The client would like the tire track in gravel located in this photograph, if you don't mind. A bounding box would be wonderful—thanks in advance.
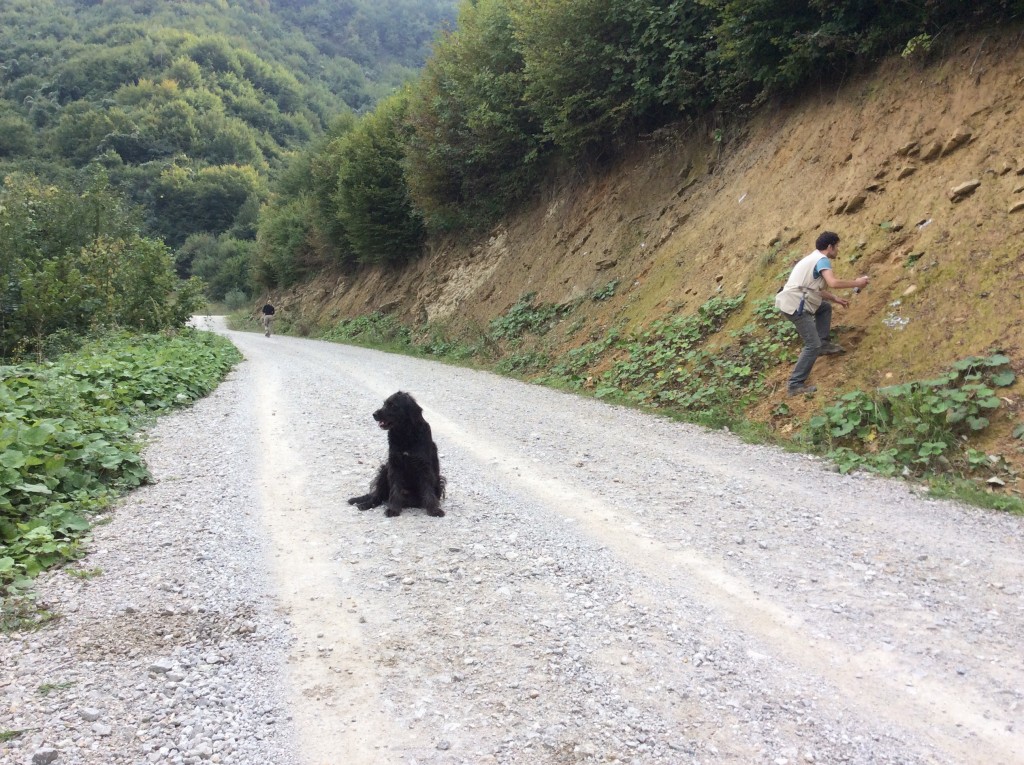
[248,345,407,764]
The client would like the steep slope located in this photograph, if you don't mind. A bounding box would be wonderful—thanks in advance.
[276,31,1024,483]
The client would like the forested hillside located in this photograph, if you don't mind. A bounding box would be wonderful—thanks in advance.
[0,0,457,300]
[251,0,1024,287]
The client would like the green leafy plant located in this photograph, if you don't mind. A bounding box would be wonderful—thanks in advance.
[600,294,747,410]
[591,280,619,301]
[496,350,551,376]
[539,294,798,416]
[901,33,934,60]
[38,681,76,696]
[805,354,1016,476]
[320,313,412,350]
[541,329,621,390]
[489,293,576,342]
[1,330,241,596]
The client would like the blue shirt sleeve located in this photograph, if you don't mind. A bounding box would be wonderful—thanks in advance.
[813,256,832,280]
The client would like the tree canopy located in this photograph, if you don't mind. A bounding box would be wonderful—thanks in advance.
[0,0,458,301]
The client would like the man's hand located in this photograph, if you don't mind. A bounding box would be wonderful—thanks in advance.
[822,290,849,307]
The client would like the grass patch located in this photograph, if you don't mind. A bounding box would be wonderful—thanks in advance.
[67,567,103,580]
[927,476,1024,514]
[0,597,60,632]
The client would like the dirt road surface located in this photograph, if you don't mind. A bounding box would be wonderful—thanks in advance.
[3,317,1022,765]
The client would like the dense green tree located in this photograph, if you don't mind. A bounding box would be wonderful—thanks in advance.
[275,0,458,70]
[253,195,321,289]
[187,234,257,300]
[165,56,204,89]
[0,173,138,271]
[405,0,543,232]
[0,174,202,358]
[49,102,135,166]
[174,232,218,280]
[196,112,266,167]
[700,0,1024,105]
[77,235,204,331]
[228,194,263,240]
[511,0,713,156]
[55,41,153,102]
[245,139,342,293]
[336,92,425,265]
[0,107,33,157]
[0,0,457,292]
[278,113,359,266]
[149,164,267,248]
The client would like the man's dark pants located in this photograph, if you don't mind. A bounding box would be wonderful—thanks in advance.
[782,301,832,390]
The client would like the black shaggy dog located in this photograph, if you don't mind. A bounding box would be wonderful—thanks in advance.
[347,391,446,517]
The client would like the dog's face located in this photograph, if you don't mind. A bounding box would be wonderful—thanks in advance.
[372,391,421,430]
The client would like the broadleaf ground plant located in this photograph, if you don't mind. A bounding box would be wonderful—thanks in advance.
[0,331,241,600]
[805,354,1017,481]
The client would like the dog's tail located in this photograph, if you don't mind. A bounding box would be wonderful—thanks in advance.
[438,475,447,499]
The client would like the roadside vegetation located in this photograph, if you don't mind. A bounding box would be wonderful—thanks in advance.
[273,297,1021,514]
[0,148,242,613]
[0,331,242,609]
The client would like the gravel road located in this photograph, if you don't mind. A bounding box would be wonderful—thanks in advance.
[2,316,1022,765]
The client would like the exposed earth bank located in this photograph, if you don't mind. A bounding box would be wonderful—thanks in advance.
[2,319,1022,765]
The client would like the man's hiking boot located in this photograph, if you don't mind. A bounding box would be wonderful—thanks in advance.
[820,342,845,355]
[787,384,817,397]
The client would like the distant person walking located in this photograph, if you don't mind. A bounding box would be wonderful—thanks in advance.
[260,302,276,337]
[775,232,869,396]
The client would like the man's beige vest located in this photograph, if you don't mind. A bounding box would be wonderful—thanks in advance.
[775,251,828,315]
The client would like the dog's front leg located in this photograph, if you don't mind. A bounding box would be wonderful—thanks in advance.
[383,492,404,517]
[418,477,444,517]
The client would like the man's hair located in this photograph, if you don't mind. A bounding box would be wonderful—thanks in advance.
[815,231,840,251]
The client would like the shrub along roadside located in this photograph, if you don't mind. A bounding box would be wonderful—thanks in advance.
[307,299,1022,513]
[0,330,242,600]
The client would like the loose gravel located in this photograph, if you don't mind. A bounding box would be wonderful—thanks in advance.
[2,317,1022,765]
